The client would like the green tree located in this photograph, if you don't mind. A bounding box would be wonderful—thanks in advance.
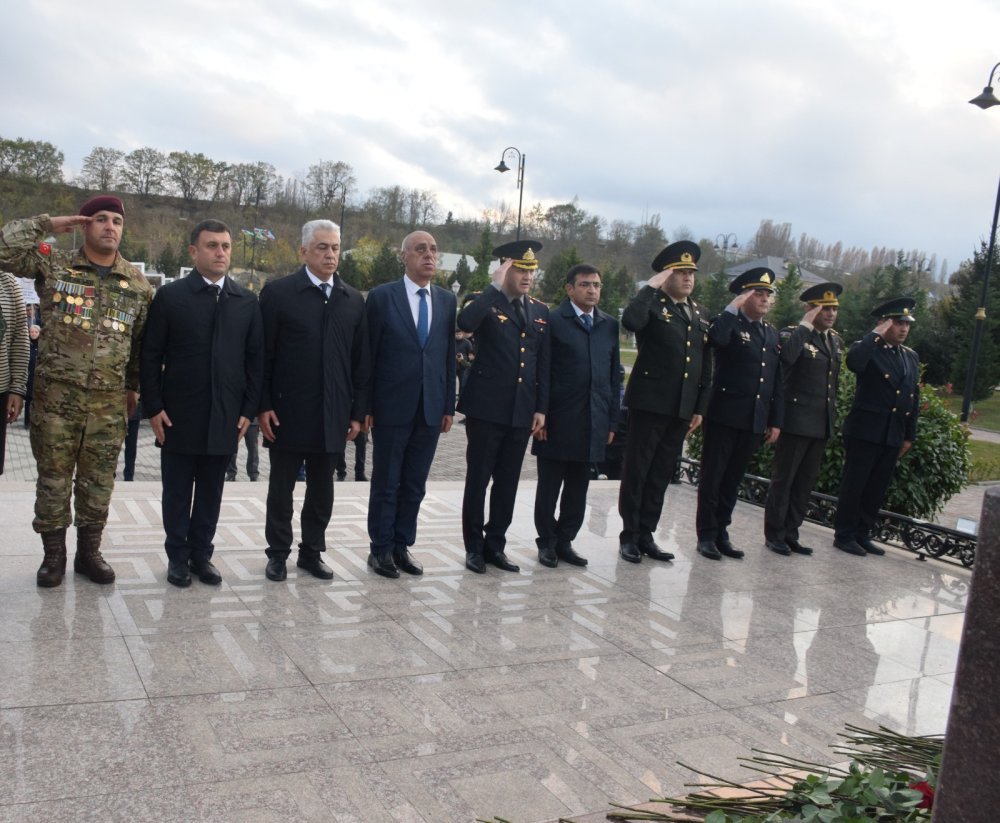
[79,146,124,190]
[156,245,179,277]
[949,242,1000,400]
[698,268,731,317]
[454,254,473,290]
[120,147,167,196]
[770,262,804,329]
[369,242,404,287]
[337,252,366,290]
[166,151,217,203]
[538,247,583,303]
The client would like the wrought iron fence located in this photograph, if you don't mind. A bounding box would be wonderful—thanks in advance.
[676,457,976,568]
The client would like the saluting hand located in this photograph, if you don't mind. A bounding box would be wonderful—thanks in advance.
[646,268,672,291]
[48,215,93,234]
[873,319,893,338]
[802,305,822,326]
[491,259,513,290]
[727,290,753,312]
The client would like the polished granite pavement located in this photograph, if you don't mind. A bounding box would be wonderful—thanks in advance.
[0,478,967,822]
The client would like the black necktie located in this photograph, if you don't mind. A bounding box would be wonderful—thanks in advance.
[513,297,526,326]
[211,284,222,301]
[678,302,689,323]
[320,282,331,300]
[581,313,592,332]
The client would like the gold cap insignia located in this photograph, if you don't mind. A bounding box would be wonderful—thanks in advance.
[681,252,693,264]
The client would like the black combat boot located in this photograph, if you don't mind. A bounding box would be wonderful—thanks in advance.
[37,529,68,588]
[74,524,116,584]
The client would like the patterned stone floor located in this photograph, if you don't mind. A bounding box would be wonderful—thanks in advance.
[0,471,967,822]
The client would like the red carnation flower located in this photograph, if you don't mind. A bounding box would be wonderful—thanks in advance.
[910,780,934,809]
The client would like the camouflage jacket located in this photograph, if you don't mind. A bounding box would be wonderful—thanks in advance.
[0,215,152,392]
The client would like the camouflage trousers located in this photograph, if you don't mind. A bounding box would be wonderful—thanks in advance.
[29,379,127,532]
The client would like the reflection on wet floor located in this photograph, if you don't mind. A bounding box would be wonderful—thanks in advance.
[0,480,964,822]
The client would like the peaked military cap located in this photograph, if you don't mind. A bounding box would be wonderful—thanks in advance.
[493,239,543,271]
[871,296,916,322]
[800,282,842,306]
[650,240,700,273]
[79,195,125,218]
[729,267,777,294]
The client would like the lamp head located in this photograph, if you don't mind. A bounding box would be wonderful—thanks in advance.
[494,159,510,173]
[970,87,1000,109]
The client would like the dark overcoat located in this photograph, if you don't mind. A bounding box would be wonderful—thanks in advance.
[706,309,784,433]
[778,324,842,440]
[622,285,711,419]
[258,268,370,453]
[531,298,621,462]
[457,287,550,427]
[140,270,263,455]
[842,331,919,447]
[366,279,456,425]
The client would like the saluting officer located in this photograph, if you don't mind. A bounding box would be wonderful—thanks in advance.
[0,196,153,588]
[618,240,711,563]
[696,267,783,560]
[458,240,550,574]
[764,283,842,556]
[833,297,919,557]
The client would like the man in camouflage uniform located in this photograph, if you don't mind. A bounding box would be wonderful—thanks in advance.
[0,195,153,587]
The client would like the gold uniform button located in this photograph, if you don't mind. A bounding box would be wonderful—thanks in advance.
[683,372,688,378]
[686,356,691,363]
[520,332,526,338]
[891,407,897,412]
[896,389,900,395]
[686,341,691,347]
[761,361,766,367]
[759,377,765,383]
[520,347,525,353]
[884,373,890,379]
[520,362,525,368]
[756,394,761,399]
[517,377,523,383]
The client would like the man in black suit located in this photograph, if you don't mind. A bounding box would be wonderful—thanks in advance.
[259,219,370,582]
[764,283,843,557]
[833,297,919,557]
[364,230,456,578]
[618,241,711,563]
[458,240,550,574]
[141,219,263,587]
[533,263,620,567]
[696,268,783,560]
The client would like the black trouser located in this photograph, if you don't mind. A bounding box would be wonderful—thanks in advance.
[160,451,230,563]
[336,431,367,478]
[123,415,141,480]
[462,417,530,558]
[227,421,260,479]
[764,432,826,543]
[535,457,592,547]
[265,448,338,560]
[696,420,761,542]
[834,437,900,542]
[618,409,689,543]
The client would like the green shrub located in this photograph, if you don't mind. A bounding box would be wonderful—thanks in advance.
[687,363,971,520]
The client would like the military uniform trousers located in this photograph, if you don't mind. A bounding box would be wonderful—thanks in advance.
[764,433,827,543]
[534,457,592,548]
[618,409,689,543]
[462,416,531,558]
[29,378,126,532]
[160,451,230,564]
[265,449,339,561]
[695,419,761,542]
[833,437,900,543]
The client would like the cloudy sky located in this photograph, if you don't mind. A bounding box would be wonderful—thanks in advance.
[5,0,1000,275]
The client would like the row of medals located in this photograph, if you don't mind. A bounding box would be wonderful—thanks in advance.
[52,279,134,332]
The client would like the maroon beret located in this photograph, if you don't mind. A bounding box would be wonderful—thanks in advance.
[78,195,125,218]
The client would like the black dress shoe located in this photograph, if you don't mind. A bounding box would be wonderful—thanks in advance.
[167,559,192,587]
[355,473,369,482]
[716,538,745,559]
[393,549,423,576]
[296,555,334,580]
[466,552,486,574]
[367,553,399,579]
[619,541,641,563]
[489,552,520,572]
[856,536,885,556]
[556,543,588,567]
[697,540,722,560]
[336,472,347,481]
[786,537,814,555]
[766,539,791,556]
[538,542,559,568]
[189,558,222,585]
[265,557,287,581]
[834,538,867,557]
[638,539,675,561]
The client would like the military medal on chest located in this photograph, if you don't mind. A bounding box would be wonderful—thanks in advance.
[52,279,96,329]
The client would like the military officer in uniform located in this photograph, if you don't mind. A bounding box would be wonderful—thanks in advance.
[696,267,783,560]
[0,196,153,586]
[833,297,919,557]
[764,283,843,556]
[618,241,711,563]
[458,240,550,573]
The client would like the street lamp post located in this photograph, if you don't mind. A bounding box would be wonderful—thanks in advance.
[328,181,348,246]
[961,62,1000,423]
[494,147,525,240]
[714,233,738,270]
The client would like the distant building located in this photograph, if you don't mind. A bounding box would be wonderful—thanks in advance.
[724,256,828,286]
